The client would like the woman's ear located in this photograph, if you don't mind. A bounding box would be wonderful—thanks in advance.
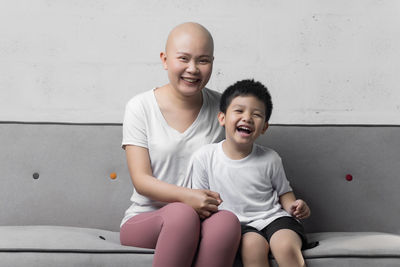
[160,52,168,70]
[217,112,226,127]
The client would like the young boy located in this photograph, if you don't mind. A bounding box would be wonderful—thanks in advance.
[188,79,312,267]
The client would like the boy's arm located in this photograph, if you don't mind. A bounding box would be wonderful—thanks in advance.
[279,191,311,220]
[186,152,222,219]
[188,153,210,190]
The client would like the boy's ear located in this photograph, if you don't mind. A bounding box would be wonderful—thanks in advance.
[160,52,168,70]
[261,122,269,134]
[217,112,226,127]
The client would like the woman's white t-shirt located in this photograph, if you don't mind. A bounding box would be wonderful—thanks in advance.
[121,88,224,226]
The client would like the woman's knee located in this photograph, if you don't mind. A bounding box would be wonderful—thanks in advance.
[212,210,241,234]
[161,202,200,232]
[202,210,241,244]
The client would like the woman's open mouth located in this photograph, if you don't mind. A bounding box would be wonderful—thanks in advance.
[182,77,200,84]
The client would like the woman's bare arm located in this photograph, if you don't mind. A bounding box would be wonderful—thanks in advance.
[125,145,221,218]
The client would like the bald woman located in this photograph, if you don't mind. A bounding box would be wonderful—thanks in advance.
[120,22,241,267]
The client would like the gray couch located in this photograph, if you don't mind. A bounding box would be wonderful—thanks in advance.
[1,122,400,267]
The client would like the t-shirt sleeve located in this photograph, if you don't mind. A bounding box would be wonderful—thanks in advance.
[122,96,148,149]
[187,152,210,190]
[270,154,292,196]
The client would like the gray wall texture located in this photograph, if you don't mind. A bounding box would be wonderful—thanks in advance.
[1,0,400,124]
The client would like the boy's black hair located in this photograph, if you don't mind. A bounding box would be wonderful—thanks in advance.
[220,79,273,122]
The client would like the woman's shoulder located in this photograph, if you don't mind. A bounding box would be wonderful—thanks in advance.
[203,87,221,101]
[202,88,222,114]
[125,89,155,110]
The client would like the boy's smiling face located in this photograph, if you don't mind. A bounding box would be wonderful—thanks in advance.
[218,95,269,151]
[161,23,214,97]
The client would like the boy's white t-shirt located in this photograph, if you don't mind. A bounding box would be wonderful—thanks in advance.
[189,141,293,231]
[121,88,224,226]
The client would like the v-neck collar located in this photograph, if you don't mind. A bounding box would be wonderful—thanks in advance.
[151,88,208,137]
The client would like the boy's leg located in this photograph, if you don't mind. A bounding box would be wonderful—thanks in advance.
[193,210,241,267]
[269,229,305,267]
[241,232,270,267]
[120,202,200,267]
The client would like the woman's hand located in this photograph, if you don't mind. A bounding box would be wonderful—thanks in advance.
[184,189,222,219]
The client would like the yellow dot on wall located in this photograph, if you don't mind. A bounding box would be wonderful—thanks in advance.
[110,172,117,180]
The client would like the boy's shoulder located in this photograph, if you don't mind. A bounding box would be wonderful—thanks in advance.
[193,142,220,157]
[253,143,282,161]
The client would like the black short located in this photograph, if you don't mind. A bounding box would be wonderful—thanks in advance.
[241,216,317,250]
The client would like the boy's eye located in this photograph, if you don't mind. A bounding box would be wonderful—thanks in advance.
[234,109,243,113]
[179,57,189,62]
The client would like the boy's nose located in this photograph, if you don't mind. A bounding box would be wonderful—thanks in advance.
[242,113,252,122]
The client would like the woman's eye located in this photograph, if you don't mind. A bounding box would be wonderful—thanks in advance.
[199,59,210,64]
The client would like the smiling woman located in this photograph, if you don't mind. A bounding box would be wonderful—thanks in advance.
[119,22,241,267]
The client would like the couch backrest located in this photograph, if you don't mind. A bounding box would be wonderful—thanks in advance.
[1,122,399,234]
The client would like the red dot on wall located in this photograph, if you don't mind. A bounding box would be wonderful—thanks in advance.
[346,174,353,181]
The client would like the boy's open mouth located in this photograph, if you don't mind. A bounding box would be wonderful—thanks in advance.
[237,126,253,134]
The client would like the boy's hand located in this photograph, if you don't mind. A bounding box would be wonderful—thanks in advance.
[290,199,310,219]
[186,189,222,219]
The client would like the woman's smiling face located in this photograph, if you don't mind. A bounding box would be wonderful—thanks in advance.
[161,24,214,97]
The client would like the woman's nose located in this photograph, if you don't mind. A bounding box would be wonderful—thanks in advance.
[186,61,198,73]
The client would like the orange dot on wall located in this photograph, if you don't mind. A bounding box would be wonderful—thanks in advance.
[110,172,117,180]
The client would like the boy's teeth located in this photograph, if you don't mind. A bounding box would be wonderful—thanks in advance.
[237,126,252,133]
[239,126,250,130]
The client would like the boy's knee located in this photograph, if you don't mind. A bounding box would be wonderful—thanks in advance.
[270,229,302,255]
[241,232,269,254]
[241,233,269,265]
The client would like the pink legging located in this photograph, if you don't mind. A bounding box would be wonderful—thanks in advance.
[120,202,241,267]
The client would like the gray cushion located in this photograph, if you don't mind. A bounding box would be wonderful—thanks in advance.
[0,225,151,253]
[0,226,154,267]
[304,232,400,258]
[235,232,400,267]
[2,227,399,260]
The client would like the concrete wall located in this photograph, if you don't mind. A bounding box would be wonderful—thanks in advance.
[1,0,399,124]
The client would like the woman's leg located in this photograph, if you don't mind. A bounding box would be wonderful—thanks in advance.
[120,202,201,267]
[194,210,241,267]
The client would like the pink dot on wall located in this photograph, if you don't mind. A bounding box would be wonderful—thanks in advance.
[346,174,353,181]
